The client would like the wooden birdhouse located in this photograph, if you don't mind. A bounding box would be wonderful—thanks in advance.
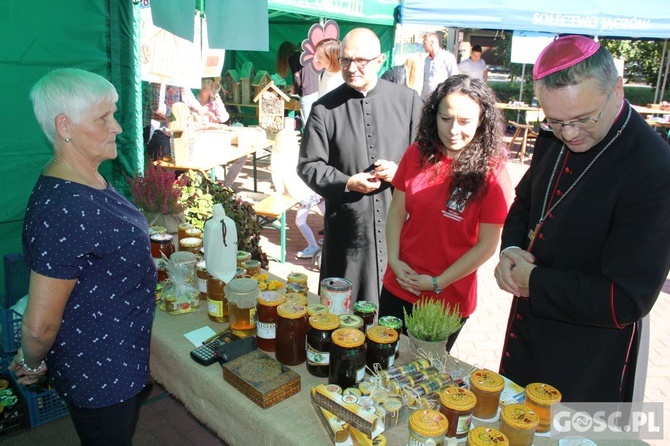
[222,70,241,103]
[253,81,290,137]
[239,62,255,104]
[252,70,272,98]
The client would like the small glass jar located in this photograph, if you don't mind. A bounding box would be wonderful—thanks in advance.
[306,312,341,377]
[149,225,166,236]
[338,314,364,331]
[150,234,175,283]
[287,272,309,293]
[179,236,203,256]
[241,259,261,277]
[225,278,259,337]
[499,403,539,446]
[286,282,308,296]
[439,386,476,439]
[378,316,403,359]
[408,409,449,446]
[207,277,228,323]
[524,382,561,433]
[307,303,329,317]
[470,369,505,420]
[286,292,308,306]
[275,301,308,365]
[236,250,251,267]
[467,426,509,446]
[365,326,398,371]
[329,328,366,389]
[177,222,193,242]
[184,227,203,239]
[256,290,286,352]
[354,301,377,334]
[196,260,210,300]
[235,267,247,278]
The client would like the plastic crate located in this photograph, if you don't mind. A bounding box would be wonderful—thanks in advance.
[0,308,21,355]
[3,254,29,309]
[19,381,69,428]
[0,371,30,439]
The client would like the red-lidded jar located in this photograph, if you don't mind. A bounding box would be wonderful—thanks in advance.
[329,328,366,389]
[256,291,286,352]
[365,326,398,371]
[353,301,377,334]
[439,386,476,439]
[306,312,341,377]
[150,234,175,283]
[275,301,308,365]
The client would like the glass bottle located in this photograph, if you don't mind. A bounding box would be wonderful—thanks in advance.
[328,328,366,389]
[306,312,341,377]
[275,301,308,365]
[150,233,175,283]
[207,277,228,323]
[256,290,286,352]
[196,260,209,300]
[225,278,259,337]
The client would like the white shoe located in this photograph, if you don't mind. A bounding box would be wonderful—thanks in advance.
[296,245,320,259]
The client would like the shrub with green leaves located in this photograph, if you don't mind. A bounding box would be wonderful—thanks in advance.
[404,297,464,342]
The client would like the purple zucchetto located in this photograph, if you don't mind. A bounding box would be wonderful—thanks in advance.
[533,35,601,80]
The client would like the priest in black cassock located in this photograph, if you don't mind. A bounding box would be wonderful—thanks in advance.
[494,35,670,402]
[298,28,422,306]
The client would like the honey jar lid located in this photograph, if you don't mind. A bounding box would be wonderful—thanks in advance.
[331,328,365,348]
[408,409,449,438]
[500,403,539,430]
[470,369,505,393]
[338,314,364,329]
[371,434,387,446]
[383,398,403,412]
[307,303,329,316]
[179,237,202,247]
[438,386,477,411]
[286,292,308,306]
[277,301,307,319]
[309,312,340,330]
[241,259,261,267]
[287,272,308,282]
[151,233,173,242]
[467,426,509,446]
[257,290,286,307]
[149,226,167,235]
[378,316,403,330]
[525,382,562,406]
[185,227,202,236]
[366,326,399,344]
[354,301,377,314]
[178,222,193,230]
[236,250,251,260]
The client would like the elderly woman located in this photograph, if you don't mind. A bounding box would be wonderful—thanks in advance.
[379,75,513,352]
[10,68,156,445]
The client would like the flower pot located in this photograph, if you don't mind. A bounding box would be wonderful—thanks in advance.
[407,331,467,380]
[144,212,185,235]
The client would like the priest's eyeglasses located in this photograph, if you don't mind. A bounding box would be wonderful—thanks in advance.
[540,89,613,133]
[338,55,380,69]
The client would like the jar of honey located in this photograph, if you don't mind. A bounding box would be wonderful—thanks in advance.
[179,237,202,256]
[306,312,341,377]
[241,259,261,277]
[149,225,166,236]
[307,303,329,317]
[287,272,308,293]
[225,278,259,337]
[196,260,209,300]
[207,277,228,323]
[408,409,449,446]
[256,290,286,352]
[236,251,251,267]
[338,314,364,331]
[150,234,175,283]
[177,222,193,242]
[499,403,539,446]
[184,227,203,239]
[467,426,509,446]
[378,316,403,359]
[329,328,366,389]
[470,369,505,419]
[365,326,398,371]
[275,301,308,365]
[524,382,561,433]
[235,267,247,278]
[285,282,308,296]
[286,292,308,306]
[353,301,377,334]
[439,386,476,439]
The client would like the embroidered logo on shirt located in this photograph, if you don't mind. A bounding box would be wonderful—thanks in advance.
[442,188,470,222]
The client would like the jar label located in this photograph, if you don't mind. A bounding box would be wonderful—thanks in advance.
[456,413,472,434]
[256,321,276,340]
[306,344,330,365]
[197,277,207,293]
[208,299,223,317]
[355,367,365,383]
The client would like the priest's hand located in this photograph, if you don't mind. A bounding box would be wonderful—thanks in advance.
[372,159,398,183]
[346,172,383,194]
[495,247,536,297]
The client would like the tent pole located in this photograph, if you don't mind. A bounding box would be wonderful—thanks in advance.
[654,40,668,104]
[518,63,526,122]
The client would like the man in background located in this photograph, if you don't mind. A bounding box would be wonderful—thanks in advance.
[458,45,488,82]
[421,32,458,101]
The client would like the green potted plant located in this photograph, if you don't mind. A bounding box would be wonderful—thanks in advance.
[126,165,185,233]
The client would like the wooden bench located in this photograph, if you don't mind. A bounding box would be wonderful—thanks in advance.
[252,194,299,263]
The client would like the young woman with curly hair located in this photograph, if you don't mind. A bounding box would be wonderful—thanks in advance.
[379,74,513,352]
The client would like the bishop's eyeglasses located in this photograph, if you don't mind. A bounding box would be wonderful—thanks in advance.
[540,89,613,133]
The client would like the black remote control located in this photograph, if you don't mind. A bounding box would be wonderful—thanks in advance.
[190,331,240,366]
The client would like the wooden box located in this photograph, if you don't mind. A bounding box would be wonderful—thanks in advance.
[222,349,301,409]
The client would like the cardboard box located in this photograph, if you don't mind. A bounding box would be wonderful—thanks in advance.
[222,350,300,409]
